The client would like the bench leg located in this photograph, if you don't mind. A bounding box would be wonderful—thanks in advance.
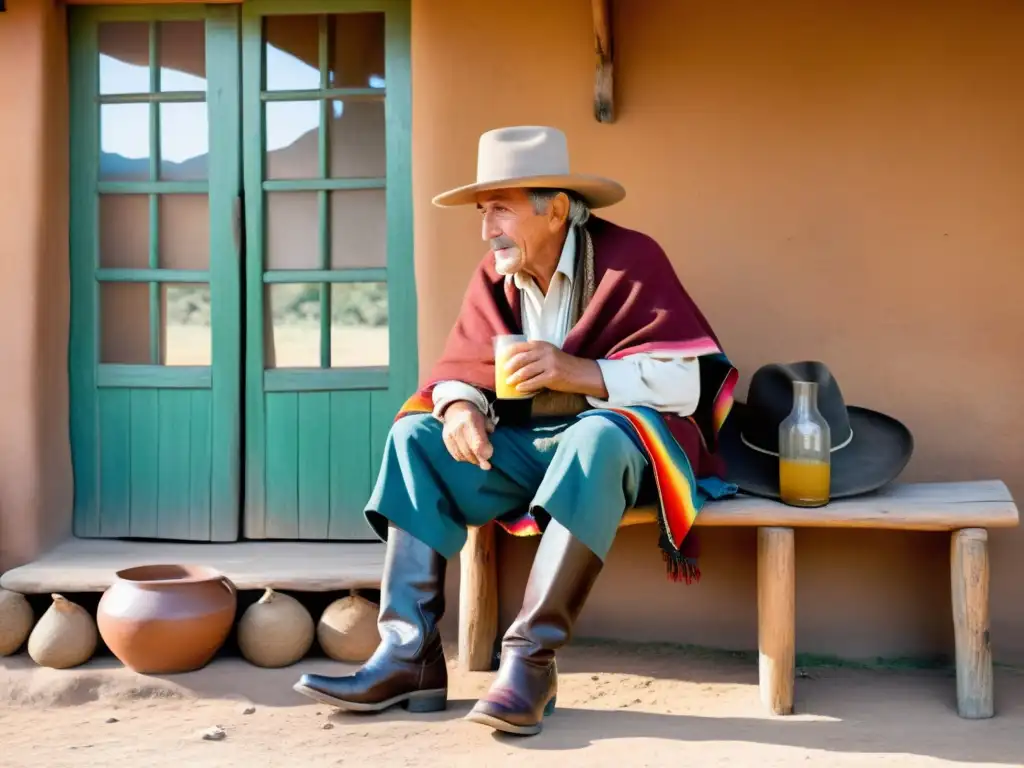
[951,528,993,718]
[758,526,795,715]
[459,523,498,672]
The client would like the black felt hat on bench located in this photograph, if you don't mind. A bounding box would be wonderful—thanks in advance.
[718,361,914,499]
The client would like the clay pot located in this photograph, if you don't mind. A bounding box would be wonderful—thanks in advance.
[28,594,97,669]
[97,564,237,674]
[318,592,381,663]
[237,588,314,668]
[0,588,34,656]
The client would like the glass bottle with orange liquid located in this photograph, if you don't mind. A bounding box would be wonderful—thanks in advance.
[778,380,831,507]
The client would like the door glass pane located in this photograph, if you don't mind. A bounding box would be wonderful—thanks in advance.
[331,283,388,368]
[328,13,385,89]
[330,189,386,268]
[100,104,150,181]
[266,192,318,269]
[329,100,385,178]
[266,284,321,368]
[265,101,319,180]
[99,22,149,95]
[160,195,209,270]
[162,283,211,366]
[100,195,149,269]
[265,15,319,91]
[101,283,151,364]
[159,21,207,92]
[160,103,208,180]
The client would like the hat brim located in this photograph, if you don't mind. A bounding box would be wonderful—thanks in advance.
[431,173,626,209]
[718,403,914,500]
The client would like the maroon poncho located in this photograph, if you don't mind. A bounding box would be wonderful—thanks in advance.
[398,216,737,580]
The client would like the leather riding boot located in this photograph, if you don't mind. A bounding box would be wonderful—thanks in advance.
[466,520,602,735]
[293,525,448,713]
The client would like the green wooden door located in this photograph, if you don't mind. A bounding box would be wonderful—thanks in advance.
[69,1,413,542]
[69,5,242,540]
[240,0,416,540]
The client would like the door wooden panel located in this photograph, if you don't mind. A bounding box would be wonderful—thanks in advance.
[69,4,242,541]
[241,0,415,541]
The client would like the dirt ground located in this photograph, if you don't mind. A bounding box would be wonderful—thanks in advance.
[1,641,1022,768]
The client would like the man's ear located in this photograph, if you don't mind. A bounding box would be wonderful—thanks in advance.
[547,192,570,232]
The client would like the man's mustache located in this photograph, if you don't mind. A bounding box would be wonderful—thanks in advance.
[490,237,517,251]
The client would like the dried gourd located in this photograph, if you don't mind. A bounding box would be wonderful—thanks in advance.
[27,594,97,669]
[237,588,314,668]
[317,592,381,663]
[0,588,34,656]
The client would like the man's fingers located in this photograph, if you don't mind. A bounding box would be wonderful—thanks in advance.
[507,362,548,391]
[444,426,470,464]
[453,428,478,465]
[467,426,493,470]
[502,348,542,375]
[502,341,536,361]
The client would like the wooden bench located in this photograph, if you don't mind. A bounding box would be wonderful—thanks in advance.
[457,479,1019,719]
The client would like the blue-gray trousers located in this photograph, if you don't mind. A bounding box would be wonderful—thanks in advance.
[364,414,649,561]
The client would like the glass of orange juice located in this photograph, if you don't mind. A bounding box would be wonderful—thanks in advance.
[493,334,529,400]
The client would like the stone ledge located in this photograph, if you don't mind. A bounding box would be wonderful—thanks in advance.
[0,538,386,594]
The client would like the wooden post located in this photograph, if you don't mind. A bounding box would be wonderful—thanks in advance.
[591,0,614,122]
[950,528,993,718]
[459,523,498,671]
[757,526,796,715]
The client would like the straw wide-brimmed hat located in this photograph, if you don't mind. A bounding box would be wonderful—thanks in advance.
[432,126,625,209]
[719,361,914,500]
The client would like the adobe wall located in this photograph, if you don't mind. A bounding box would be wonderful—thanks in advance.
[0,0,73,573]
[416,0,1024,662]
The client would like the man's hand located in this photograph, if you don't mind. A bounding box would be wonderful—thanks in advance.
[503,340,608,399]
[442,401,494,470]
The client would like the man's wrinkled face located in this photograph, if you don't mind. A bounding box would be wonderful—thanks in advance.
[476,189,555,276]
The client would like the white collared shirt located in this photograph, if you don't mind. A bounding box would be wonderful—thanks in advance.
[432,229,702,420]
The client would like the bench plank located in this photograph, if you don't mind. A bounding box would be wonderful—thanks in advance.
[619,480,1018,531]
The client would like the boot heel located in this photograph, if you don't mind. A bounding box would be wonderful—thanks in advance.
[404,690,448,713]
[543,696,557,716]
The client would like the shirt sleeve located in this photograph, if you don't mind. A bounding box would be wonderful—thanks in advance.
[585,354,702,416]
[431,380,491,420]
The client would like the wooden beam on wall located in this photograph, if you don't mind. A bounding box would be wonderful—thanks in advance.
[64,1,242,5]
[591,0,614,123]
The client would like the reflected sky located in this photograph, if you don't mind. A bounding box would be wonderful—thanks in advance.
[99,45,384,166]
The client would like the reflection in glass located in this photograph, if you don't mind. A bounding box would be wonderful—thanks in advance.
[101,283,150,364]
[331,282,388,368]
[266,193,318,269]
[267,284,321,368]
[328,13,385,89]
[329,100,385,178]
[100,195,149,269]
[100,104,150,181]
[160,103,208,180]
[162,283,211,366]
[330,189,386,269]
[99,22,149,95]
[159,21,207,92]
[160,196,209,270]
[264,16,319,91]
[265,101,319,179]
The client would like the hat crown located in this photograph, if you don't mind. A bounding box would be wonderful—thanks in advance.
[742,361,853,454]
[476,126,571,185]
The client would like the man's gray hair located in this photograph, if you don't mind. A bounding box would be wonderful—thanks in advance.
[527,188,591,228]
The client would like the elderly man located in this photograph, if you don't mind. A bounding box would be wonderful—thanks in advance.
[295,126,736,736]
